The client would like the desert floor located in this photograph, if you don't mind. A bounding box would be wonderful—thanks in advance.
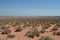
[0,17,60,40]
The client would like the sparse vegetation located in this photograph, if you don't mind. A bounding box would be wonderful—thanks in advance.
[51,26,58,32]
[40,29,46,33]
[0,17,60,40]
[56,32,60,36]
[25,31,34,38]
[53,31,60,36]
[25,28,40,38]
[32,28,40,37]
[15,26,23,32]
[38,36,52,40]
[7,34,15,38]
[1,28,11,34]
[56,22,60,28]
[0,26,8,29]
[41,23,51,30]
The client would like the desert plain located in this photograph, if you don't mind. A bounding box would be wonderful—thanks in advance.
[0,16,60,40]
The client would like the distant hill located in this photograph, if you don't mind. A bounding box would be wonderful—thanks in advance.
[0,16,60,20]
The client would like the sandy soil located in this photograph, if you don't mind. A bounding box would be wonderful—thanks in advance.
[0,24,60,40]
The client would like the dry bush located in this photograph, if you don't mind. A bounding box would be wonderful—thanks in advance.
[53,31,60,36]
[23,24,30,28]
[25,31,34,38]
[56,22,60,28]
[32,28,40,37]
[38,36,52,40]
[32,24,37,28]
[1,28,11,35]
[12,24,17,27]
[51,26,58,32]
[7,34,15,38]
[41,22,51,30]
[56,32,60,36]
[15,26,23,32]
[0,26,8,29]
[25,28,40,38]
[50,21,57,24]
[40,29,46,34]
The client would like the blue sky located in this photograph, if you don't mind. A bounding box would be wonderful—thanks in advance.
[0,0,60,16]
